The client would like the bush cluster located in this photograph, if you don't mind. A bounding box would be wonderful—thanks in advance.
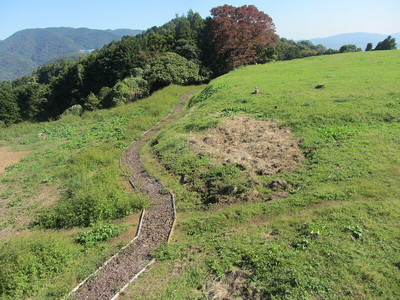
[0,234,78,298]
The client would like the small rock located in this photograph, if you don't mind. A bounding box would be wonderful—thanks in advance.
[268,178,289,190]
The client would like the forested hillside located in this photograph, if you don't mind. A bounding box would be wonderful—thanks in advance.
[0,27,142,81]
[0,6,338,128]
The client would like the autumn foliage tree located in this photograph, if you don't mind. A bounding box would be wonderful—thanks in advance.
[210,5,278,71]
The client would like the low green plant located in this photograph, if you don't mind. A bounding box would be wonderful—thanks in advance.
[74,223,126,246]
[153,243,188,261]
[344,225,366,239]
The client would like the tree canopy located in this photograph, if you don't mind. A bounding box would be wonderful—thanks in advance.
[365,43,373,51]
[339,44,361,53]
[0,81,21,126]
[374,36,397,50]
[210,5,278,71]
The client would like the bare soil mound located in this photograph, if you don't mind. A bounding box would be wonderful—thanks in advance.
[189,115,303,176]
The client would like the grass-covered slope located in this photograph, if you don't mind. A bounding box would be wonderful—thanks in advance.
[123,51,400,299]
[0,85,195,299]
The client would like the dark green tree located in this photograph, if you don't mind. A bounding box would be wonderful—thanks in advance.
[15,81,49,121]
[339,44,361,53]
[36,59,74,84]
[174,39,200,61]
[374,36,397,50]
[145,32,168,52]
[175,17,193,41]
[0,81,21,126]
[365,43,373,51]
[187,10,205,41]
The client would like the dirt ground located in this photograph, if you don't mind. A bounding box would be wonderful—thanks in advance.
[0,146,30,173]
[189,115,304,177]
[0,184,62,240]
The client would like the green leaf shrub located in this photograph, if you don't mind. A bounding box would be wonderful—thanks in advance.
[0,233,78,299]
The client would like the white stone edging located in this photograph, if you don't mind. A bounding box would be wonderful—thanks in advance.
[64,208,146,299]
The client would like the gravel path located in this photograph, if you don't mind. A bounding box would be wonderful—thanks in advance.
[70,93,191,300]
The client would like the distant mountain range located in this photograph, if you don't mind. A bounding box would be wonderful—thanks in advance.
[0,27,143,81]
[309,32,400,50]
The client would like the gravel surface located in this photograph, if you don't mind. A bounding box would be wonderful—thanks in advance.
[71,94,190,300]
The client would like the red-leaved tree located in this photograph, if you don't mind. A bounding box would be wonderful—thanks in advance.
[211,5,278,70]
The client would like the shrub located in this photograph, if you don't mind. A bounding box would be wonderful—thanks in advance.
[85,92,101,111]
[101,76,150,108]
[0,233,77,299]
[36,149,146,228]
[144,52,203,90]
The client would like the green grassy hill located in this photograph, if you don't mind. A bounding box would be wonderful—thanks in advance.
[122,50,400,299]
[0,51,399,299]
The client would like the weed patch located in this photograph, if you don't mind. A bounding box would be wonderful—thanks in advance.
[74,222,127,247]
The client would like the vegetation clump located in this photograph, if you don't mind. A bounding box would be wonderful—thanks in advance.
[74,223,125,247]
[0,233,78,299]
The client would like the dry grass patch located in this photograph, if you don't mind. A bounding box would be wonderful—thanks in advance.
[0,184,62,239]
[189,115,304,176]
[0,146,31,173]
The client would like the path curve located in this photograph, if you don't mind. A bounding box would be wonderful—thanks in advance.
[69,92,192,299]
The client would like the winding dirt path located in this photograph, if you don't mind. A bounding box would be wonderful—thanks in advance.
[70,92,192,300]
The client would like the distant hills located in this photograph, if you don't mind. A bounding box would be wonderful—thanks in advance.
[0,27,143,81]
[309,32,400,50]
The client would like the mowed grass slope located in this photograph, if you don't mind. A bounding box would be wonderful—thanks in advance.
[122,51,400,299]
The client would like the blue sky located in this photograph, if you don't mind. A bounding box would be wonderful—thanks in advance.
[1,0,399,40]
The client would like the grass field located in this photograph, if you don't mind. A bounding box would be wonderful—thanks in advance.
[121,50,400,299]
